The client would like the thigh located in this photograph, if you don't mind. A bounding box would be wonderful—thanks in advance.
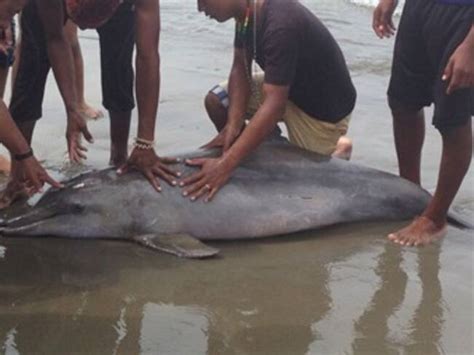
[9,1,50,122]
[387,1,435,111]
[97,2,135,112]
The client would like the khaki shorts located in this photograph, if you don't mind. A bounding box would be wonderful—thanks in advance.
[211,73,351,156]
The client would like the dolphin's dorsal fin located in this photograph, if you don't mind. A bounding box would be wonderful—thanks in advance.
[133,233,219,259]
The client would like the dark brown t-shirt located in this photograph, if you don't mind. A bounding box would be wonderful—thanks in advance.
[235,0,356,123]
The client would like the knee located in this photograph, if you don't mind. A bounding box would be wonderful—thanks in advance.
[388,95,422,118]
[204,92,225,117]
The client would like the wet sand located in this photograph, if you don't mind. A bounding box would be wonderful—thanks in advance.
[1,0,473,354]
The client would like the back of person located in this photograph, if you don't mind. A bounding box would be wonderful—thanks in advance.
[255,0,357,123]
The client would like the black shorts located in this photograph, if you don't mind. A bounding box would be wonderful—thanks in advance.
[387,0,474,130]
[9,1,135,123]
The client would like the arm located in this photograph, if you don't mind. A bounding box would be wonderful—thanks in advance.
[443,24,474,94]
[134,0,161,142]
[0,100,61,191]
[224,84,288,168]
[117,0,180,191]
[182,84,288,201]
[226,48,252,132]
[372,0,399,38]
[36,0,93,162]
[202,46,252,151]
[0,101,31,156]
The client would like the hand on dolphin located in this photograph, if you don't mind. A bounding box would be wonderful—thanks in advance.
[16,156,63,194]
[201,124,243,152]
[180,157,234,202]
[117,148,181,192]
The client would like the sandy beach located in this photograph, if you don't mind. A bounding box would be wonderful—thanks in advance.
[0,0,473,354]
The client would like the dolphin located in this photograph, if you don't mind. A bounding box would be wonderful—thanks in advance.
[0,138,471,258]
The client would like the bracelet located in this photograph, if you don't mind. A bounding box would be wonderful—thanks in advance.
[135,137,155,146]
[133,142,155,150]
[14,149,34,161]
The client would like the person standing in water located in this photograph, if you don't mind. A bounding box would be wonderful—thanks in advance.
[373,0,474,246]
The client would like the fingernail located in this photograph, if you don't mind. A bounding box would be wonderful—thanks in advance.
[158,187,162,192]
[172,181,177,186]
[177,172,182,177]
[183,191,188,196]
[191,197,196,201]
[442,75,447,81]
[179,182,185,187]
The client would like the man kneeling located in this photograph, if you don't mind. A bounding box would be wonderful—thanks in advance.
[181,0,357,201]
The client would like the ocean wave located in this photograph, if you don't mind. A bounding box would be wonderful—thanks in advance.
[348,0,405,12]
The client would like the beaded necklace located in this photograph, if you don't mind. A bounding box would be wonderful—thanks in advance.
[235,0,261,105]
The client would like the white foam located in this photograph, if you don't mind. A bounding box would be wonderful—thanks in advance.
[349,0,405,10]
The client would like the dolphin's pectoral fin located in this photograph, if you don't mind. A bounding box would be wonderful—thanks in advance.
[133,233,219,259]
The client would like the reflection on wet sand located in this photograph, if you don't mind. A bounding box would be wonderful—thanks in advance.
[350,244,443,355]
[0,0,472,352]
[0,231,342,354]
[0,224,461,354]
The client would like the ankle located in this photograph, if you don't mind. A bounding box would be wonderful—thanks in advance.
[419,214,447,229]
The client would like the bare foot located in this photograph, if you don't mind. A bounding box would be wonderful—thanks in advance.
[388,216,447,247]
[0,155,10,175]
[79,103,104,121]
[332,136,353,161]
[0,181,29,210]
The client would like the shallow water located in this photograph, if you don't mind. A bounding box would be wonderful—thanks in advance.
[1,0,473,354]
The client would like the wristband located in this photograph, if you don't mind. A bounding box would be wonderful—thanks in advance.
[14,149,34,161]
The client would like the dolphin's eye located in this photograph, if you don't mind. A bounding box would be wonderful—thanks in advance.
[70,203,85,213]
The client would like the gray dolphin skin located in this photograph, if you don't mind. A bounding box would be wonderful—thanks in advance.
[0,138,471,258]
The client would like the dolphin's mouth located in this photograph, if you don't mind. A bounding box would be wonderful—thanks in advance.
[4,200,85,228]
[1,207,58,231]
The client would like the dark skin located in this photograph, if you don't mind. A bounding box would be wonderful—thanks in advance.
[374,0,474,246]
[116,0,180,191]
[201,47,250,152]
[0,101,62,195]
[34,0,179,191]
[0,0,62,206]
[38,0,93,163]
[182,0,288,202]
